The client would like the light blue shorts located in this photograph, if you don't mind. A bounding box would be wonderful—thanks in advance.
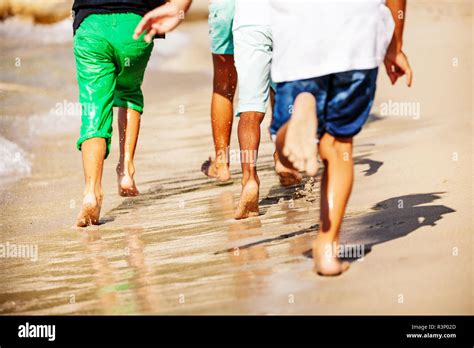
[208,0,235,55]
[233,25,275,115]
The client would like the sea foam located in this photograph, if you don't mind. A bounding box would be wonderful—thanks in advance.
[0,136,32,178]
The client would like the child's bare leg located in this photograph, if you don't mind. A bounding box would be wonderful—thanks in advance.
[275,92,318,176]
[234,111,264,219]
[116,107,140,197]
[268,88,301,185]
[77,138,105,227]
[313,133,352,276]
[201,54,237,182]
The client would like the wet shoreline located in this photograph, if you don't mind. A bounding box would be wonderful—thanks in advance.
[1,4,473,315]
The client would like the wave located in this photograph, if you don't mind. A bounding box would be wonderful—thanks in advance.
[0,136,32,180]
[0,110,80,183]
[0,16,190,55]
[0,17,73,44]
[0,0,71,24]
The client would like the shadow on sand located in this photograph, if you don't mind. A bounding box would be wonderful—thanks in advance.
[101,147,384,225]
[337,192,455,261]
[218,192,455,262]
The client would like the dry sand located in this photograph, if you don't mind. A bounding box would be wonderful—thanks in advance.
[0,1,472,314]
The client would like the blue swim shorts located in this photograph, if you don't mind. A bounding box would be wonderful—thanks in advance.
[271,68,379,138]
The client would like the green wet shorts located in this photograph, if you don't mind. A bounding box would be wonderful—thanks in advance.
[74,13,153,158]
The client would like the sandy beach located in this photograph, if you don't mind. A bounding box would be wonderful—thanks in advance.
[0,1,472,314]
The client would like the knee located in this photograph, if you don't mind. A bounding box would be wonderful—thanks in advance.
[214,82,236,100]
[240,111,265,125]
[294,92,316,108]
[213,56,237,99]
[320,135,353,162]
[333,138,353,164]
[213,75,237,100]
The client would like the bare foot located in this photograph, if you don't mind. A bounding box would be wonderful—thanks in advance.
[76,193,102,227]
[312,240,350,276]
[117,173,139,197]
[201,157,231,182]
[274,152,302,186]
[283,92,318,176]
[116,164,139,197]
[234,179,260,220]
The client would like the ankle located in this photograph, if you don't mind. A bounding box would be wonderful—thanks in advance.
[82,191,98,205]
[242,172,259,186]
[314,236,339,252]
[84,186,102,198]
[116,163,124,175]
[117,162,135,177]
[215,161,229,170]
[126,162,135,177]
[95,189,103,201]
[215,150,229,168]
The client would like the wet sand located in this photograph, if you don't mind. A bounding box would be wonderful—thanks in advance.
[0,2,472,314]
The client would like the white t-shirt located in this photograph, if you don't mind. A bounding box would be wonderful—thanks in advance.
[233,0,271,29]
[270,0,395,82]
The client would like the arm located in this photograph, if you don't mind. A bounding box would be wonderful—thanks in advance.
[134,0,193,43]
[384,0,413,86]
[386,0,406,52]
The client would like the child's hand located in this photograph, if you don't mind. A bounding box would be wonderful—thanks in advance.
[134,2,183,43]
[384,48,413,87]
